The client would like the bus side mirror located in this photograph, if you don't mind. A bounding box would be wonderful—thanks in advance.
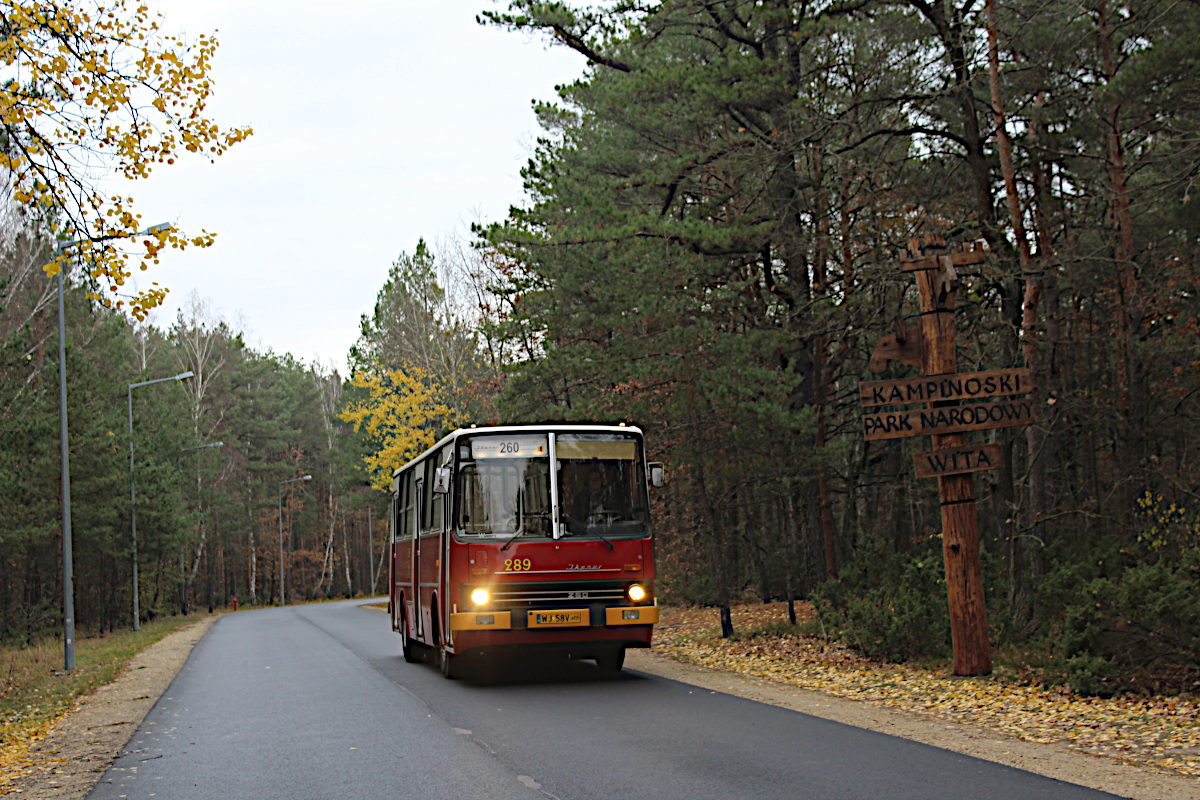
[433,467,451,494]
[649,463,665,488]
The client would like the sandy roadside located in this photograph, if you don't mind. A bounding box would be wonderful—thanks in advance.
[1,615,220,800]
[5,606,1196,800]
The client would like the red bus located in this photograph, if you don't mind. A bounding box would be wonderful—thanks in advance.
[387,424,662,678]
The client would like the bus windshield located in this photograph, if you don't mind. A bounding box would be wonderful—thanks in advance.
[556,433,648,539]
[457,434,552,538]
[455,431,649,541]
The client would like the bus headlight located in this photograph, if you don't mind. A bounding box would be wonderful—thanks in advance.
[470,588,490,606]
[626,584,647,603]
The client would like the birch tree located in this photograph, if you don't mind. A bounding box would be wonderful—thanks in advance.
[0,0,251,317]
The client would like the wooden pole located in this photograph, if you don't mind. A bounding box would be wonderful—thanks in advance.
[913,243,993,676]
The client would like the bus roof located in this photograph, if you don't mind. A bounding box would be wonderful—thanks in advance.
[391,423,645,478]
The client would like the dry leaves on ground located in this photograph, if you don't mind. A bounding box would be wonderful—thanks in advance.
[653,602,1200,778]
[0,714,69,793]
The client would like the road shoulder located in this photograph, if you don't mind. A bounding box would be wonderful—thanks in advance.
[625,648,1199,800]
[2,615,220,800]
[10,608,1196,800]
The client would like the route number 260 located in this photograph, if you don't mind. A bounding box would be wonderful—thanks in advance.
[504,558,532,572]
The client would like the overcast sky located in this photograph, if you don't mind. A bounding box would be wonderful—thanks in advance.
[118,0,583,370]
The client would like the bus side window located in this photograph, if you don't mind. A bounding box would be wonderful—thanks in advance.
[398,482,408,544]
[397,471,412,540]
[421,454,440,533]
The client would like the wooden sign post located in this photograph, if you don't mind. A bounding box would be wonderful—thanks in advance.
[916,243,992,677]
[860,237,1033,676]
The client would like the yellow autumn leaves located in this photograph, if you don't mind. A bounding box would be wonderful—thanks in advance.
[4,0,252,318]
[656,602,1200,778]
[339,366,462,491]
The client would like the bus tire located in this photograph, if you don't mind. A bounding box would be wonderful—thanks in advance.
[400,602,418,664]
[431,601,457,679]
[439,646,457,679]
[596,647,625,674]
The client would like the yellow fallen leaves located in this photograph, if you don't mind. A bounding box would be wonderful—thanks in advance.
[654,602,1200,778]
[0,717,63,793]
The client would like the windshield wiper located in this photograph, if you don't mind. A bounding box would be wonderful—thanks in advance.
[501,510,551,551]
[560,513,614,550]
[499,528,525,552]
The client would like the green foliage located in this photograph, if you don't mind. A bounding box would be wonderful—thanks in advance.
[473,0,1200,695]
[1032,543,1200,695]
[3,0,1198,701]
[0,243,388,636]
[813,537,952,662]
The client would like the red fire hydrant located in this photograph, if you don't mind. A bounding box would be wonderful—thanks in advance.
[232,596,238,612]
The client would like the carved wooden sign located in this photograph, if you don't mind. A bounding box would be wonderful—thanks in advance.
[860,369,1032,407]
[861,236,1004,677]
[913,443,1004,478]
[862,398,1036,441]
[868,325,922,373]
[899,242,987,272]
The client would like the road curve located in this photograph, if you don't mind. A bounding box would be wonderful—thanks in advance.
[87,600,1122,800]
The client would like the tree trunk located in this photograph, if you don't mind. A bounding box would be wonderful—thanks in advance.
[743,484,771,602]
[341,513,353,597]
[1096,0,1146,493]
[688,414,734,638]
[778,497,798,624]
[248,521,257,607]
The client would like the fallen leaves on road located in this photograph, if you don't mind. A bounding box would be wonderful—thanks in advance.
[653,602,1200,778]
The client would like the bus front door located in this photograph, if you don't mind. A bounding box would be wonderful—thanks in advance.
[413,478,424,640]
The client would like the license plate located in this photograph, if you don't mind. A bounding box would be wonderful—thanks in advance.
[528,609,587,628]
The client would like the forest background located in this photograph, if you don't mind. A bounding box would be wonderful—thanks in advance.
[3,0,1199,698]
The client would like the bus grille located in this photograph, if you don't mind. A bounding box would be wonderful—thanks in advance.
[472,581,628,608]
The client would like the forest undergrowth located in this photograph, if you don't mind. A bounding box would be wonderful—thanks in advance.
[652,602,1200,778]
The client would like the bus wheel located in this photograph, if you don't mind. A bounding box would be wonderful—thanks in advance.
[596,647,625,674]
[439,646,457,679]
[431,604,456,679]
[400,606,417,664]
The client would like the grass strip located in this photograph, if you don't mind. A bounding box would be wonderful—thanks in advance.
[0,615,203,756]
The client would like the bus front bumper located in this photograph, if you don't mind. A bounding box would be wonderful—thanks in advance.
[449,605,658,632]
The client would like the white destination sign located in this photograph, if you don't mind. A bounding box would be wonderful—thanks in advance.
[471,436,548,459]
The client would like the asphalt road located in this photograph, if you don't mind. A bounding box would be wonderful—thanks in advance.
[87,600,1123,800]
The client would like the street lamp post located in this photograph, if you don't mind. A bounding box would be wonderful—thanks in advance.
[55,263,75,670]
[278,475,312,607]
[179,442,224,614]
[127,370,194,631]
[54,222,170,651]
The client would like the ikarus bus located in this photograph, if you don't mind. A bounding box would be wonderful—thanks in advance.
[387,424,664,678]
